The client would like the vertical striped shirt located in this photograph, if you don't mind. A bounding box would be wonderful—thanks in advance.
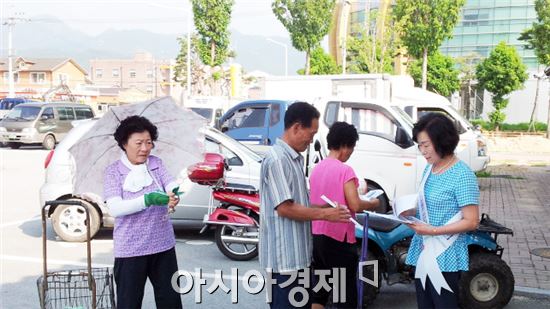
[259,139,312,273]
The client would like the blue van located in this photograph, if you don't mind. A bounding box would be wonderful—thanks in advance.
[217,100,294,146]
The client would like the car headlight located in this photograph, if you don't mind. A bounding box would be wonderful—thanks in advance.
[22,127,37,134]
[477,139,487,156]
[0,127,6,132]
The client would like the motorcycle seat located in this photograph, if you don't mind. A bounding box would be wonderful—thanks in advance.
[223,182,258,194]
[368,216,401,232]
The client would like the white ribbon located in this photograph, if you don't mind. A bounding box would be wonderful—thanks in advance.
[120,154,153,192]
[415,166,462,294]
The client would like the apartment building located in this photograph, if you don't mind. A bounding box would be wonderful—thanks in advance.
[89,52,176,99]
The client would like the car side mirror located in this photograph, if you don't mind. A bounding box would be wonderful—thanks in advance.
[41,115,49,121]
[395,127,413,148]
[314,140,321,152]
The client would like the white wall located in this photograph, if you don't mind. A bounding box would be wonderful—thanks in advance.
[481,72,550,124]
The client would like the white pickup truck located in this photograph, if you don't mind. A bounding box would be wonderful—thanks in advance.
[310,97,466,213]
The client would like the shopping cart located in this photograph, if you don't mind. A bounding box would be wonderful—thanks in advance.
[37,200,115,309]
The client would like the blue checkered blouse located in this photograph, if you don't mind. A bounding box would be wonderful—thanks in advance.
[405,160,480,272]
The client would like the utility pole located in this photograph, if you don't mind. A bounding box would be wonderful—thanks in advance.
[3,13,29,98]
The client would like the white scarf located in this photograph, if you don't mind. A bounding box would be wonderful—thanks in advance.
[415,165,462,295]
[121,154,153,192]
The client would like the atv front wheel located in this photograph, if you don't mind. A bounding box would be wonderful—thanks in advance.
[459,252,514,308]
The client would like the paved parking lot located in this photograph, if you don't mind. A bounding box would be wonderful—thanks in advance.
[1,146,550,308]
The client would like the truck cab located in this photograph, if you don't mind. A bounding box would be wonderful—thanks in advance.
[217,100,293,153]
[392,88,489,172]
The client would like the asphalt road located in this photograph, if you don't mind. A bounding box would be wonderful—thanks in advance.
[1,146,549,308]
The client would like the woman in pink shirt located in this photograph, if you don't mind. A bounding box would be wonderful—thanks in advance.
[309,122,379,309]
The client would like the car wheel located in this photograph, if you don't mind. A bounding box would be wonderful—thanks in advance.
[8,142,21,149]
[367,183,389,213]
[51,199,101,242]
[459,251,514,309]
[42,134,56,150]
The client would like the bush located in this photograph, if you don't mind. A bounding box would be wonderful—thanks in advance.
[470,119,547,132]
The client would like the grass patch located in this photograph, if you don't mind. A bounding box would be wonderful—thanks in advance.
[476,171,492,178]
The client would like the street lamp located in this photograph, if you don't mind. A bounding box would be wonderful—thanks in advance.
[267,38,288,76]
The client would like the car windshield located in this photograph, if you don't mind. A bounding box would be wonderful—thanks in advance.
[4,105,41,121]
[206,127,263,163]
[190,107,214,120]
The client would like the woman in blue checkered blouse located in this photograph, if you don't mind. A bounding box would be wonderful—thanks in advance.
[405,113,480,308]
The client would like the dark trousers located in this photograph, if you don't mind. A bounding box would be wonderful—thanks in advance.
[114,247,182,309]
[414,271,460,309]
[311,234,358,309]
[270,270,312,308]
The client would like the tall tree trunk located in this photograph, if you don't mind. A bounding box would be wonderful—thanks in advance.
[210,41,216,66]
[528,78,541,132]
[305,51,311,75]
[421,48,428,90]
[546,94,550,139]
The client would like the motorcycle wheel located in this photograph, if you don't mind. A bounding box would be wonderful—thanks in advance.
[360,250,381,308]
[214,211,259,261]
[459,251,514,309]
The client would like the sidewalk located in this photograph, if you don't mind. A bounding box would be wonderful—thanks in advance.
[479,160,550,291]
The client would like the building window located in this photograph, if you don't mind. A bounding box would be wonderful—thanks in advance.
[129,70,136,78]
[112,68,120,77]
[146,85,153,93]
[3,72,19,83]
[31,72,46,84]
[95,69,103,78]
[146,69,154,79]
[58,74,70,84]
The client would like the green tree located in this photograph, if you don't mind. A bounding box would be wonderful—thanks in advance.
[476,42,528,130]
[173,36,197,88]
[394,0,465,89]
[272,0,335,75]
[408,51,460,97]
[347,31,395,74]
[297,46,340,75]
[519,0,550,137]
[191,0,234,67]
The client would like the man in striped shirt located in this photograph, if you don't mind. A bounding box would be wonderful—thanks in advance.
[259,102,351,308]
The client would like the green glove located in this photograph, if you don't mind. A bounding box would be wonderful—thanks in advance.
[144,191,170,207]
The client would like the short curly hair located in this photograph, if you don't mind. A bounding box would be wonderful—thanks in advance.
[412,112,458,158]
[327,121,359,150]
[114,115,158,151]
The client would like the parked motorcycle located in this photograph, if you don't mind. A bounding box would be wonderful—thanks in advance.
[188,153,260,261]
[356,213,515,308]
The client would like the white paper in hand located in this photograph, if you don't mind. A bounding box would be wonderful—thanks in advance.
[364,193,424,224]
[360,189,384,202]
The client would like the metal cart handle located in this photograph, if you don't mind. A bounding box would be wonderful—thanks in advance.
[42,200,97,309]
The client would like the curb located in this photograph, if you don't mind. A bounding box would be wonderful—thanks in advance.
[515,286,550,299]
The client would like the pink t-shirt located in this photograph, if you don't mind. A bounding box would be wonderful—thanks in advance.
[309,157,358,243]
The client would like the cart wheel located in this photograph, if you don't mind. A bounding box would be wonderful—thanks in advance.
[51,199,101,242]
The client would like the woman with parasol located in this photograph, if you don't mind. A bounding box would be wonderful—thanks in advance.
[103,115,182,308]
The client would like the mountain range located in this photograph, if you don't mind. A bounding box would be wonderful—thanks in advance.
[5,16,305,76]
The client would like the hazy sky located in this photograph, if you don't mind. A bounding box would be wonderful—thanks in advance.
[0,0,289,37]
